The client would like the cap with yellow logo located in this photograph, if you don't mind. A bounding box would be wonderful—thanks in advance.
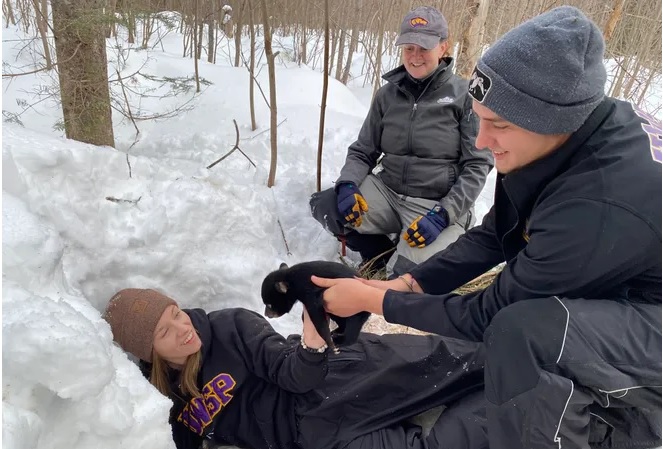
[395,6,449,50]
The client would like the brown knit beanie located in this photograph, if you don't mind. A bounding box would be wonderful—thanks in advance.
[104,288,177,362]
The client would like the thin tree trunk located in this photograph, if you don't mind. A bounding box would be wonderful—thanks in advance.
[106,0,116,38]
[372,14,384,98]
[623,58,642,101]
[300,3,307,66]
[328,27,337,76]
[456,0,490,79]
[32,0,52,69]
[603,0,627,43]
[335,27,345,81]
[51,0,115,147]
[193,0,201,92]
[248,0,257,131]
[3,0,17,26]
[261,0,278,187]
[196,19,204,60]
[317,0,330,192]
[207,2,215,63]
[234,0,244,67]
[127,10,135,43]
[341,2,360,85]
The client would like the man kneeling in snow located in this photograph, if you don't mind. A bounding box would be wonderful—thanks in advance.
[316,6,662,449]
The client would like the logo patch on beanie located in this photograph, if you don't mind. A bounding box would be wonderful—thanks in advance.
[469,67,491,103]
[410,17,428,27]
[131,299,149,313]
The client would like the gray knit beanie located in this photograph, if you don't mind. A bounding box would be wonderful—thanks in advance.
[468,6,606,134]
[104,288,177,362]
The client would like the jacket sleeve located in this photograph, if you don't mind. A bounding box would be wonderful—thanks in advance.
[438,93,494,223]
[410,206,505,294]
[337,90,385,187]
[384,199,659,341]
[232,309,328,393]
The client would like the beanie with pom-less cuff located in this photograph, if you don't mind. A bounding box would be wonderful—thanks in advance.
[468,6,607,134]
[103,288,176,362]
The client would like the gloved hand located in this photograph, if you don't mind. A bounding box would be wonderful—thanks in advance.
[403,205,449,248]
[336,183,368,227]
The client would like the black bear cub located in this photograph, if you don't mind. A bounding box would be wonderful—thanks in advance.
[261,261,370,353]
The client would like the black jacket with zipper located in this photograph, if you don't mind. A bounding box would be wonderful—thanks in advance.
[383,97,662,341]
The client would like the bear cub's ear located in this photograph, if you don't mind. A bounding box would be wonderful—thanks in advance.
[276,281,288,294]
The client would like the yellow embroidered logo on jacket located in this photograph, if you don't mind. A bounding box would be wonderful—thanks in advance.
[410,17,428,27]
[178,373,237,435]
[522,218,530,243]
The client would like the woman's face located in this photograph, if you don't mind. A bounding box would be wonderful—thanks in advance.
[152,305,202,367]
[402,41,448,79]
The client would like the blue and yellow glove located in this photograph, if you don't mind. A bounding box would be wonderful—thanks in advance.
[336,183,368,227]
[403,205,449,248]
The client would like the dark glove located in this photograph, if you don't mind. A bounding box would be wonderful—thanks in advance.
[403,205,449,248]
[336,183,368,227]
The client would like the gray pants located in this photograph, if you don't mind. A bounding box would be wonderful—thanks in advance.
[355,175,470,276]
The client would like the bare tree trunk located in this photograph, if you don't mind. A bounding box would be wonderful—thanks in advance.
[341,1,360,85]
[3,0,17,26]
[328,27,337,76]
[207,2,215,63]
[141,13,153,48]
[372,14,384,98]
[196,18,204,59]
[193,0,201,92]
[623,57,642,101]
[335,27,345,81]
[261,0,278,187]
[32,0,52,69]
[456,0,490,79]
[248,0,257,131]
[638,64,659,107]
[316,0,330,192]
[51,0,115,147]
[234,0,244,67]
[16,0,30,32]
[300,1,307,65]
[106,0,116,38]
[610,56,631,99]
[603,0,627,43]
[126,9,135,43]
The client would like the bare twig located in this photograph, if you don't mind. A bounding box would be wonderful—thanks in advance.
[2,42,82,78]
[206,119,256,169]
[106,196,141,204]
[116,68,140,136]
[239,48,271,108]
[242,117,287,140]
[277,217,292,256]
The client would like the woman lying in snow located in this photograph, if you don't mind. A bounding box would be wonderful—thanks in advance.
[104,288,487,449]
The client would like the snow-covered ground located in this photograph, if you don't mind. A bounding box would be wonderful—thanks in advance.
[2,13,659,449]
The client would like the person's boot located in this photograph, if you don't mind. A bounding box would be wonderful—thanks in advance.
[343,231,396,274]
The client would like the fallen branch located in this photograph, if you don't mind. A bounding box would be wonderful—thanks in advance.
[276,217,292,256]
[106,196,142,205]
[207,119,256,169]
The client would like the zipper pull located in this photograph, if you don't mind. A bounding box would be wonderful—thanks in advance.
[411,103,418,118]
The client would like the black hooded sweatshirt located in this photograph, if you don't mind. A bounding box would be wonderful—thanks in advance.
[162,307,328,449]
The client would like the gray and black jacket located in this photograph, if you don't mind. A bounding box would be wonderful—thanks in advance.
[337,58,494,223]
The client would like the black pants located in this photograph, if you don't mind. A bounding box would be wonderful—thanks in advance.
[295,333,485,449]
[484,297,662,449]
